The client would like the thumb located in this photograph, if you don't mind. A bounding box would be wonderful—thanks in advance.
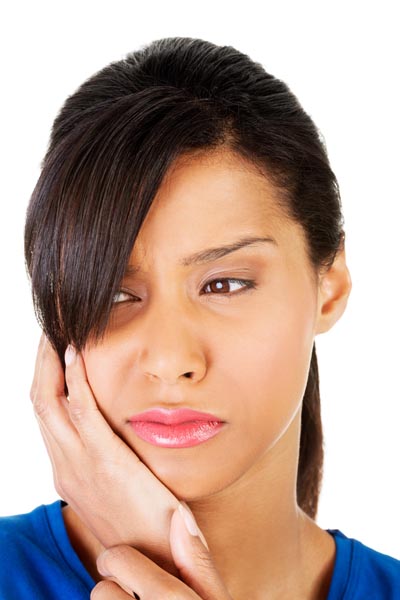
[169,502,232,599]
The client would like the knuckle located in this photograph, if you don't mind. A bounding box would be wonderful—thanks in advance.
[29,384,37,403]
[90,580,117,599]
[54,474,73,500]
[191,552,216,576]
[98,544,130,572]
[68,402,86,423]
[54,482,67,501]
[32,396,49,420]
[96,545,142,584]
[53,477,64,499]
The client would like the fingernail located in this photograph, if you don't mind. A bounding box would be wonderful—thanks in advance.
[178,502,209,550]
[65,345,76,366]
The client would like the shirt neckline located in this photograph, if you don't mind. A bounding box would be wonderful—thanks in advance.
[325,528,354,599]
[44,500,355,598]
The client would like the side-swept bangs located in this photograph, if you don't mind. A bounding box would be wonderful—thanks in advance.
[25,89,233,361]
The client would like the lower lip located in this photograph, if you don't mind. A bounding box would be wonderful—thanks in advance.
[129,420,225,448]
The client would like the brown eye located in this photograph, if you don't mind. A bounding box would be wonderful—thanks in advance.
[202,278,256,296]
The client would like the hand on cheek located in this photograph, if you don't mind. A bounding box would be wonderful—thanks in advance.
[31,333,181,576]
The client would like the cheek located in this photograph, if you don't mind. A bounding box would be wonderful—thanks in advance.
[224,290,316,448]
[82,344,127,427]
[82,275,317,445]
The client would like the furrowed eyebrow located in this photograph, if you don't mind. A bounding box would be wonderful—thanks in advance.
[180,236,277,266]
[124,236,276,275]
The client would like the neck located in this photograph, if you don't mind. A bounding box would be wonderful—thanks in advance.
[184,413,331,598]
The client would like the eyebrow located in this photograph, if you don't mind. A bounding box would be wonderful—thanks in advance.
[124,235,276,275]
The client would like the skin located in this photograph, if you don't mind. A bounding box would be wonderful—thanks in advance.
[91,505,233,599]
[34,148,352,598]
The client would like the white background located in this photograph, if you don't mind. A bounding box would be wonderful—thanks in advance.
[0,1,399,559]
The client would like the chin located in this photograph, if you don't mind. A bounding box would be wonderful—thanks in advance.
[140,453,230,500]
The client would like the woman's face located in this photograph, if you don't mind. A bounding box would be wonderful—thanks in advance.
[82,150,322,500]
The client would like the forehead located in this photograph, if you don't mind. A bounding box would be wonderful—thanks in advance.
[132,149,291,258]
[161,149,284,216]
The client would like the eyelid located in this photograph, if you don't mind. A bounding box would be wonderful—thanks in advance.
[201,277,256,297]
[113,275,257,304]
[112,289,138,304]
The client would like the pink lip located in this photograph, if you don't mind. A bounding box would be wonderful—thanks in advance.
[128,408,225,448]
[129,408,222,425]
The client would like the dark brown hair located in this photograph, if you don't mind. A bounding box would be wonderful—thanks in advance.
[24,37,345,519]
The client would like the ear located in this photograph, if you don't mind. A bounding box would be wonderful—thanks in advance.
[315,241,352,335]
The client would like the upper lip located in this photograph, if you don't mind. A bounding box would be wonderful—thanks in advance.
[129,407,223,425]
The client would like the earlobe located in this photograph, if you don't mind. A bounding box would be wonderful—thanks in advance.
[315,245,352,335]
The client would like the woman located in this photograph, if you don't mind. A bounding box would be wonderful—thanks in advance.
[1,36,399,599]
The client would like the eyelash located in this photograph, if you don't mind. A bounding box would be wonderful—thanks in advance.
[113,278,257,304]
[201,277,257,297]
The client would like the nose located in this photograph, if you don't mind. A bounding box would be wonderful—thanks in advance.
[135,299,207,387]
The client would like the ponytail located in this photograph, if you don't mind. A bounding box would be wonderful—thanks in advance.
[297,343,324,519]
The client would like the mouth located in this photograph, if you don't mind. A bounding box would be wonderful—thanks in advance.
[128,420,225,448]
[128,407,225,448]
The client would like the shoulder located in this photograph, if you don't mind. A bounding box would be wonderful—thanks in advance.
[0,501,94,598]
[0,502,62,580]
[328,529,400,599]
[351,535,400,594]
[0,502,53,554]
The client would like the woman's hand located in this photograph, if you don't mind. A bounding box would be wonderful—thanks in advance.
[91,503,232,599]
[30,333,181,575]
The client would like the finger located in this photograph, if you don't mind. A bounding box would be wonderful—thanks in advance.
[91,578,133,599]
[97,545,200,600]
[64,346,135,452]
[169,504,233,600]
[36,418,69,500]
[31,334,78,445]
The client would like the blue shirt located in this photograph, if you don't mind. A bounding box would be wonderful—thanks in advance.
[0,500,399,599]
